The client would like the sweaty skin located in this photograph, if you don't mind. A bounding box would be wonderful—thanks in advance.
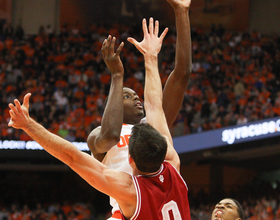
[211,199,242,220]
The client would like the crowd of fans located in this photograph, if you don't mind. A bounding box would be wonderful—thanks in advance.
[1,21,280,219]
[0,180,280,219]
[0,21,280,141]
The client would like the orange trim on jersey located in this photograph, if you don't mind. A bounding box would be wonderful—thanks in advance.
[111,210,122,219]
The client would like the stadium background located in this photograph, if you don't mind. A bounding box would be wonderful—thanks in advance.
[1,0,280,219]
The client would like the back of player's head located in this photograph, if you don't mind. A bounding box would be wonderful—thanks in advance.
[129,123,167,173]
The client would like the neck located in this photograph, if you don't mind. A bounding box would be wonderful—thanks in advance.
[124,117,143,125]
[134,166,162,176]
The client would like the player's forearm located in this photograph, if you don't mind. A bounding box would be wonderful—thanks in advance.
[173,7,192,75]
[144,55,162,110]
[100,74,124,140]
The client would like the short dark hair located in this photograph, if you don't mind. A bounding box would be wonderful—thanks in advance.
[129,123,167,173]
[228,198,244,219]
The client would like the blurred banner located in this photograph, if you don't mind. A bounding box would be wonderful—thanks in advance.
[173,116,280,154]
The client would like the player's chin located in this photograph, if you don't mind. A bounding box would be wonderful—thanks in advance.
[137,109,144,117]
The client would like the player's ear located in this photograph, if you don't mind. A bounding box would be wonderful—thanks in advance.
[128,155,134,165]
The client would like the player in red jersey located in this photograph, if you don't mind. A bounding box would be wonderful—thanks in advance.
[8,18,191,220]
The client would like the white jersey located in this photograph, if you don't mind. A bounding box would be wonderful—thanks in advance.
[97,118,146,218]
[102,124,134,174]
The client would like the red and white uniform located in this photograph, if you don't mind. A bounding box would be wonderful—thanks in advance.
[123,161,191,220]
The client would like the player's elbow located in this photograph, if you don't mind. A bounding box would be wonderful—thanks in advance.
[104,132,120,145]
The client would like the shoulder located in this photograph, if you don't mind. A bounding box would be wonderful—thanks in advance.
[140,117,147,124]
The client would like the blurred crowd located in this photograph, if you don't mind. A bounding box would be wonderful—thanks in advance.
[0,22,280,141]
[0,180,280,220]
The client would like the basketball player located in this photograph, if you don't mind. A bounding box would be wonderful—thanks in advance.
[212,198,244,220]
[87,0,192,217]
[8,18,191,220]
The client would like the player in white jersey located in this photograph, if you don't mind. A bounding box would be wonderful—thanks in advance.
[87,0,192,218]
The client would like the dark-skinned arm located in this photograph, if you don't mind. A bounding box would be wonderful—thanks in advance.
[87,36,125,161]
[163,0,192,128]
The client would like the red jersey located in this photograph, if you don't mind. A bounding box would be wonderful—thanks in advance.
[123,161,191,220]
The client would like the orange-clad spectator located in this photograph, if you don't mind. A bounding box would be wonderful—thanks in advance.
[56,62,66,71]
[84,110,95,128]
[1,125,8,139]
[55,77,68,89]
[189,84,202,98]
[19,131,33,141]
[108,25,120,39]
[24,58,33,66]
[0,40,4,51]
[75,125,87,142]
[48,122,60,134]
[92,91,106,104]
[260,87,271,100]
[4,37,14,50]
[272,102,280,116]
[47,52,56,62]
[86,99,96,110]
[99,71,111,85]
[238,95,248,107]
[207,90,217,105]
[263,103,274,118]
[77,79,87,88]
[0,71,5,83]
[25,47,35,58]
[74,107,85,118]
[32,92,44,103]
[54,54,67,63]
[67,117,81,130]
[266,206,275,220]
[83,52,94,63]
[226,88,235,101]
[5,85,16,93]
[223,51,231,62]
[73,58,84,67]
[73,88,85,100]
[84,66,95,78]
[35,35,48,46]
[124,76,138,89]
[3,108,11,122]
[61,201,72,216]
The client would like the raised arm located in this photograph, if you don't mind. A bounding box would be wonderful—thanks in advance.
[128,18,180,171]
[87,36,124,161]
[8,93,136,210]
[163,0,192,128]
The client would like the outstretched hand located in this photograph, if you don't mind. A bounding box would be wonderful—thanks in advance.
[8,93,32,129]
[127,18,168,57]
[101,35,124,75]
[166,0,191,9]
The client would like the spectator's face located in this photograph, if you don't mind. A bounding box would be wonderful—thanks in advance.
[211,199,241,220]
[123,87,144,124]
